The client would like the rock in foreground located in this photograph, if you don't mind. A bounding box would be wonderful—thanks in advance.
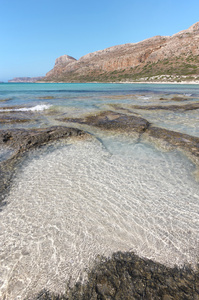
[35,252,199,300]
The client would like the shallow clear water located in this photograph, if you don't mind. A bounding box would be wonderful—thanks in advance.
[0,147,14,162]
[131,109,199,137]
[0,83,199,299]
[0,136,199,299]
[0,83,199,137]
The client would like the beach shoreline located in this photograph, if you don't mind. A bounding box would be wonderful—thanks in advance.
[36,80,199,84]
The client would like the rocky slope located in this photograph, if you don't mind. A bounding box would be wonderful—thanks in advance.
[42,22,199,82]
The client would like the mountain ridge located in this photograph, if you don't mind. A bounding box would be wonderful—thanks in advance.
[42,22,199,83]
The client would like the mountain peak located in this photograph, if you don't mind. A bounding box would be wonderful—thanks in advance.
[54,55,76,66]
[188,21,199,32]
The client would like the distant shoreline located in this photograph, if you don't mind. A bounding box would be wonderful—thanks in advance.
[120,80,199,84]
[37,80,199,85]
[3,80,199,84]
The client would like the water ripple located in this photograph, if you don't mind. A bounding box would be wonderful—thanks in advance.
[0,137,198,299]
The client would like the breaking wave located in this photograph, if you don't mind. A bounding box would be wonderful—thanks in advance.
[0,104,52,112]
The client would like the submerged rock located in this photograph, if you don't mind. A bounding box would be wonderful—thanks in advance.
[130,102,199,111]
[58,110,199,163]
[34,252,199,300]
[59,111,150,133]
[146,126,199,160]
[0,115,31,124]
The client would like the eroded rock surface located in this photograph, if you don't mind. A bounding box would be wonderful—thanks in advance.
[146,126,199,159]
[59,111,199,164]
[59,111,150,133]
[35,252,199,300]
[0,126,84,151]
[130,102,199,111]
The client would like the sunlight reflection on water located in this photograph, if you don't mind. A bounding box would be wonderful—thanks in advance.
[0,136,198,299]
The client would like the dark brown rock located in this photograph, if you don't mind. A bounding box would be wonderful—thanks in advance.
[159,96,195,102]
[0,126,85,152]
[130,102,199,111]
[147,126,199,159]
[34,252,199,300]
[59,111,150,133]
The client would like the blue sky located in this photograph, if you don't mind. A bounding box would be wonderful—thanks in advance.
[0,0,199,81]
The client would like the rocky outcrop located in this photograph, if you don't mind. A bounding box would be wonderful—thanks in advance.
[146,126,199,159]
[59,111,199,163]
[45,55,77,79]
[35,252,199,300]
[54,55,77,67]
[59,111,150,133]
[0,126,85,151]
[42,22,199,82]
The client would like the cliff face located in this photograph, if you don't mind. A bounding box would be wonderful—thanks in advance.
[45,55,77,79]
[43,22,199,82]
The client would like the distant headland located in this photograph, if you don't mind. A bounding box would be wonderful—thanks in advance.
[8,76,44,83]
[9,22,199,83]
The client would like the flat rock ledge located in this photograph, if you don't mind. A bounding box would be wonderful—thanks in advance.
[0,126,86,205]
[59,111,150,133]
[35,252,199,300]
[130,102,199,111]
[59,111,199,163]
[146,126,199,161]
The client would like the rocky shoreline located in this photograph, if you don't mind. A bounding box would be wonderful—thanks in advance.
[0,116,199,299]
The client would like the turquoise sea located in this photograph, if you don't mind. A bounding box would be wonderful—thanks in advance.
[0,82,199,136]
[0,83,199,299]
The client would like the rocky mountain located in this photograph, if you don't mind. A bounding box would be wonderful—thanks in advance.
[42,22,199,83]
[8,76,44,83]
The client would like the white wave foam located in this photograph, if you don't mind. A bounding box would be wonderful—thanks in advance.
[0,104,52,112]
[184,93,192,97]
